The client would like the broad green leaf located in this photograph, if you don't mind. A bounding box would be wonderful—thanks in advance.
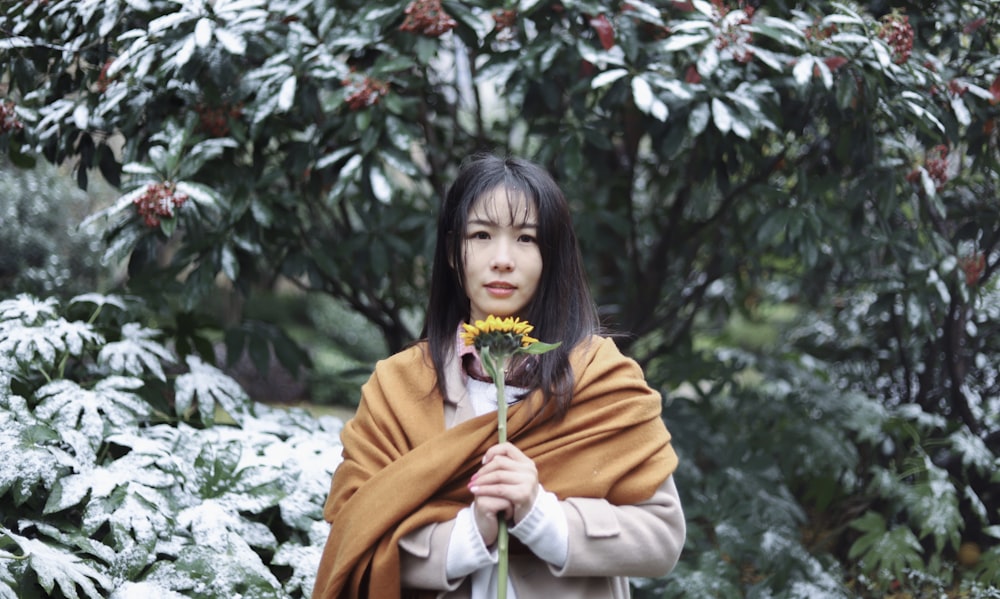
[0,415,65,506]
[848,511,923,580]
[214,27,246,55]
[1,529,111,599]
[174,355,251,425]
[661,33,710,53]
[792,56,814,86]
[687,102,710,136]
[278,75,297,112]
[591,68,629,89]
[97,323,174,380]
[711,97,732,133]
[0,295,59,325]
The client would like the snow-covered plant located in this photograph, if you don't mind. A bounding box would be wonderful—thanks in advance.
[0,294,342,598]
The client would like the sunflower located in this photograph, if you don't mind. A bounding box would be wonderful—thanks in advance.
[459,315,561,599]
[460,315,540,351]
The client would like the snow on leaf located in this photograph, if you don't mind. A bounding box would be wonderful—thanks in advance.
[272,540,324,596]
[109,581,189,599]
[150,534,282,597]
[35,377,150,444]
[148,11,193,35]
[174,180,224,211]
[215,0,266,12]
[697,43,720,77]
[72,104,89,130]
[81,184,151,229]
[662,33,711,53]
[895,402,947,430]
[0,295,59,325]
[278,74,297,111]
[591,68,628,89]
[189,436,286,515]
[950,94,971,127]
[848,511,923,581]
[370,165,392,203]
[69,293,130,314]
[688,101,710,136]
[44,448,175,522]
[98,323,173,381]
[0,411,66,505]
[0,564,17,599]
[2,529,112,599]
[25,521,112,575]
[174,355,251,426]
[712,97,732,133]
[631,75,654,111]
[948,426,995,473]
[248,415,343,528]
[792,56,814,86]
[906,455,962,553]
[178,499,277,552]
[0,318,104,370]
[82,483,175,551]
[194,17,212,46]
[214,27,246,55]
[49,318,105,357]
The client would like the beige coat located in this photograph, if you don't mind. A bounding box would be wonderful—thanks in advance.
[398,343,686,598]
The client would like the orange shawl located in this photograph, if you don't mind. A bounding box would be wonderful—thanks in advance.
[312,336,678,599]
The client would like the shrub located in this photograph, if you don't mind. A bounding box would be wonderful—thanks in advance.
[0,293,341,598]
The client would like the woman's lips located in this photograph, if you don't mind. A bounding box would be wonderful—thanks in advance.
[485,282,516,297]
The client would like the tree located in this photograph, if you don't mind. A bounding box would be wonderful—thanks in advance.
[3,0,999,595]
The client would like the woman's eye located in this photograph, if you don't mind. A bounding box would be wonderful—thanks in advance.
[518,234,537,243]
[470,231,490,240]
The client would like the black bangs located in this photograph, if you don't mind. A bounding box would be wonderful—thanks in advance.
[467,185,537,228]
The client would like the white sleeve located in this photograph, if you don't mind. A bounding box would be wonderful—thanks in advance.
[509,486,569,567]
[445,505,499,579]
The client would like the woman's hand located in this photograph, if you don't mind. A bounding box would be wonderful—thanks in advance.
[468,442,540,546]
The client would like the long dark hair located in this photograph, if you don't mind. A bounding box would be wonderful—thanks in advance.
[422,153,600,419]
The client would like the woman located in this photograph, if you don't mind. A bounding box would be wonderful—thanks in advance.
[313,154,684,599]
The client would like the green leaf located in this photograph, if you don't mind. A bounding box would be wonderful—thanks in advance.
[520,341,562,355]
[848,511,924,583]
[174,355,251,426]
[194,440,242,498]
[0,416,66,506]
[688,102,710,136]
[1,529,111,599]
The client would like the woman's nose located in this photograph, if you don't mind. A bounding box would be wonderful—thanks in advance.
[490,241,514,271]
[490,255,514,271]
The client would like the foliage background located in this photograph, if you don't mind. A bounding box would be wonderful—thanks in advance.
[2,0,1000,596]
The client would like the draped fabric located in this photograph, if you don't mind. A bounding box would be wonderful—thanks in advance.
[312,336,678,599]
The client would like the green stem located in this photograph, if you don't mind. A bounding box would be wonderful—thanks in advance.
[0,528,29,561]
[497,376,508,444]
[495,365,509,599]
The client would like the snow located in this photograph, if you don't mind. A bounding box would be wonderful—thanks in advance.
[108,581,188,599]
[0,295,59,324]
[174,354,251,424]
[6,530,112,599]
[0,292,348,597]
[97,323,174,380]
[0,413,63,502]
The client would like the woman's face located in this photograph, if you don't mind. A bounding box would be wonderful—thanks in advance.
[461,186,542,322]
